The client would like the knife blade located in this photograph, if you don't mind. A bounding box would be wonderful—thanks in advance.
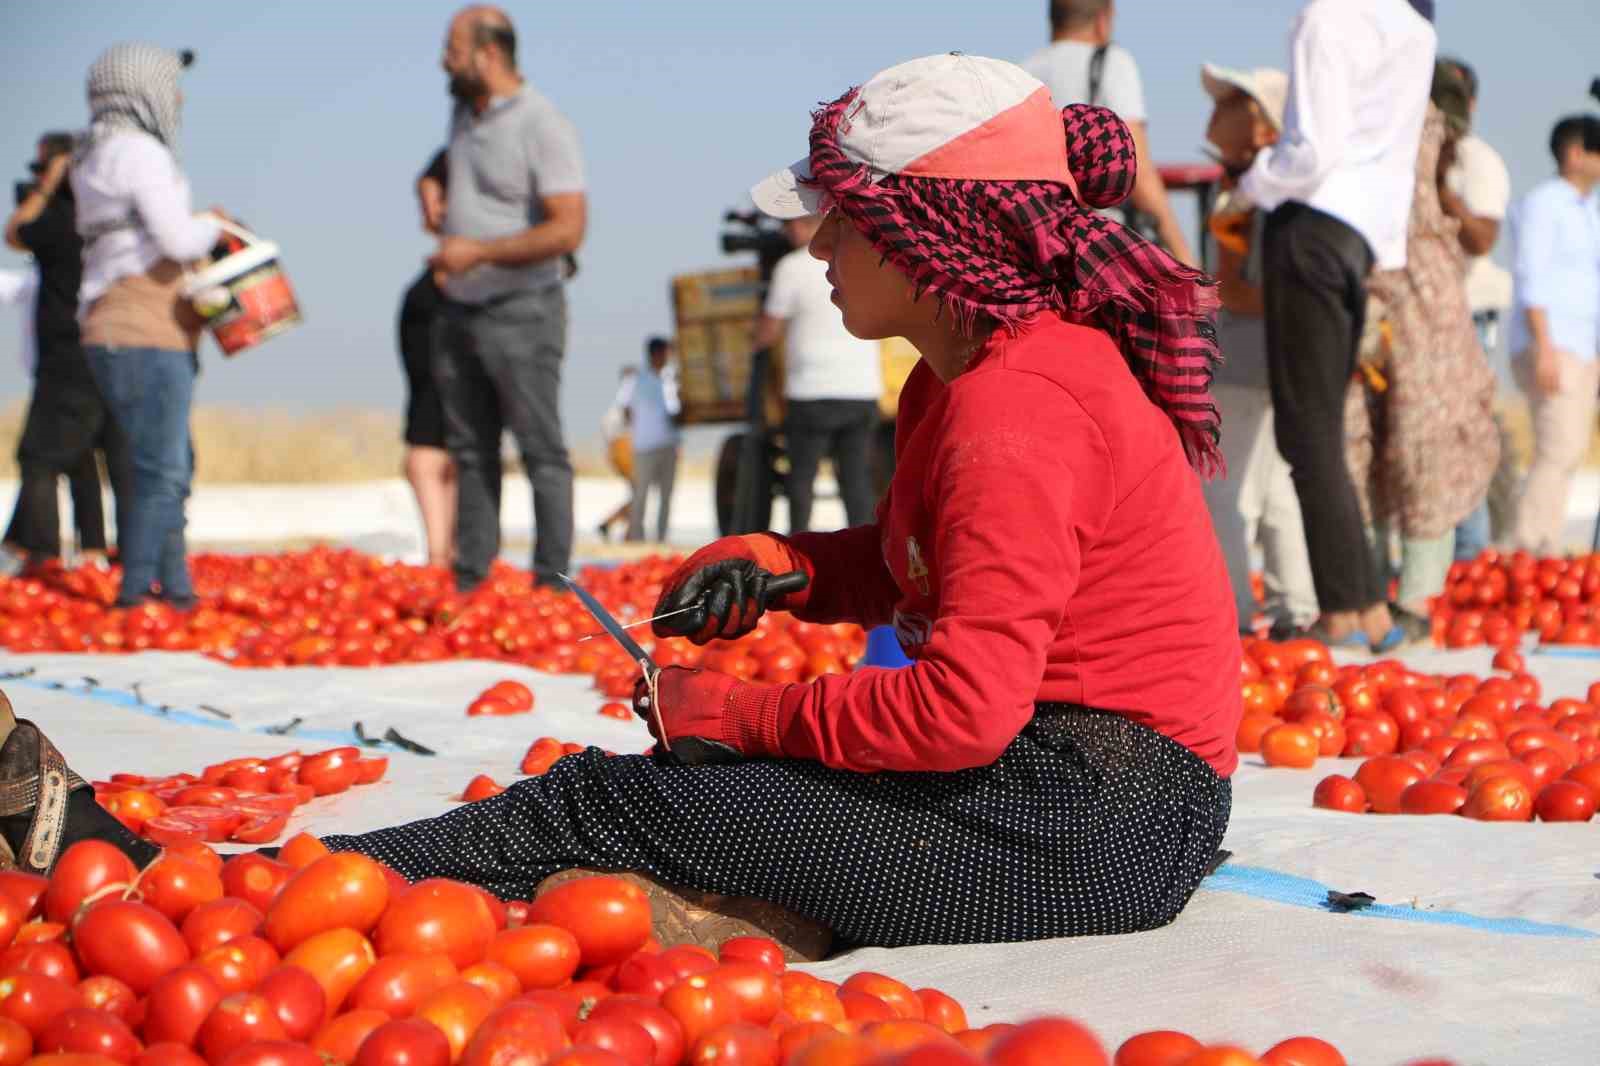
[559,573,746,766]
[559,573,657,677]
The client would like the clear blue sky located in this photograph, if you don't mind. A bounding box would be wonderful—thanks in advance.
[2,1,1597,450]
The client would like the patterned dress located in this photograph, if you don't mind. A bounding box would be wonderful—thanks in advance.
[1346,105,1499,539]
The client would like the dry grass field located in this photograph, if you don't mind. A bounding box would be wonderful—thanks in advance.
[0,402,638,482]
[0,395,1561,484]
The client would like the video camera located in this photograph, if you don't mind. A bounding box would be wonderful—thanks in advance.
[720,210,794,281]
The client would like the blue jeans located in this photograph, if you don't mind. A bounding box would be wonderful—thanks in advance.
[1454,503,1491,562]
[85,346,196,605]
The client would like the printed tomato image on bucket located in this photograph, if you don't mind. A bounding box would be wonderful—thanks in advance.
[184,218,303,356]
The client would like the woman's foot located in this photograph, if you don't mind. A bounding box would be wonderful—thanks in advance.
[538,868,834,962]
[1388,604,1433,648]
[0,689,158,873]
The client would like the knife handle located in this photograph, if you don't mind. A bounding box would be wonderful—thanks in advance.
[668,737,747,766]
[765,569,810,602]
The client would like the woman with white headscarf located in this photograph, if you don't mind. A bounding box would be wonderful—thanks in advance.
[71,43,222,609]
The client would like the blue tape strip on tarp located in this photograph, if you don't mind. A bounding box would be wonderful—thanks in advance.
[1202,862,1598,940]
[4,675,384,748]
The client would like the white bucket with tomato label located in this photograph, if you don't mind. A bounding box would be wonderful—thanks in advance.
[183,219,302,356]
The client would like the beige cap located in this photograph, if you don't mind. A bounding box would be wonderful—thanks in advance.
[1201,63,1289,132]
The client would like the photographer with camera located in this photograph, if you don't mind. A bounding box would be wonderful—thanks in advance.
[2,132,130,578]
[754,216,881,533]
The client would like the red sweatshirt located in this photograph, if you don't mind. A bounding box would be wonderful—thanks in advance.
[769,314,1242,777]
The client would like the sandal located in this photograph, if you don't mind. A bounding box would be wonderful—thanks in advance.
[0,690,89,874]
[538,868,834,962]
[1287,619,1372,652]
[0,689,156,874]
[1380,607,1432,652]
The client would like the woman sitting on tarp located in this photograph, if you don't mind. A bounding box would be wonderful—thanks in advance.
[0,55,1241,956]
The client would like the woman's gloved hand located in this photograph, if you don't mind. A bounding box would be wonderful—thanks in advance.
[633,666,785,759]
[652,534,813,644]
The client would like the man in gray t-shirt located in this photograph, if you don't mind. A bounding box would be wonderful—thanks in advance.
[427,5,588,592]
[1021,0,1196,266]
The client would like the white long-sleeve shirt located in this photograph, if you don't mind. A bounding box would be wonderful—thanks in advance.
[70,129,219,306]
[1241,0,1436,270]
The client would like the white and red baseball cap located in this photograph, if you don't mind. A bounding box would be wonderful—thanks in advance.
[751,53,1074,220]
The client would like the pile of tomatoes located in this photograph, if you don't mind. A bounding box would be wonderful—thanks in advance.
[0,551,867,696]
[0,838,1417,1066]
[1433,550,1600,648]
[1239,639,1600,822]
[93,749,390,847]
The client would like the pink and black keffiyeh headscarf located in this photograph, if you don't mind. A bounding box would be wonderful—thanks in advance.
[804,90,1224,476]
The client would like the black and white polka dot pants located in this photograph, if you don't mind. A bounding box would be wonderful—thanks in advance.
[321,705,1232,948]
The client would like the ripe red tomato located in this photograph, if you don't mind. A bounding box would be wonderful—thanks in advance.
[0,972,81,1040]
[136,1042,210,1066]
[0,874,47,921]
[459,1002,568,1066]
[230,814,290,846]
[216,1040,324,1066]
[36,1006,141,1064]
[567,1016,651,1064]
[297,750,360,797]
[309,1008,390,1064]
[346,953,458,1019]
[42,843,138,926]
[197,993,289,1063]
[374,880,496,969]
[72,900,191,996]
[218,856,294,916]
[0,1016,29,1066]
[1353,756,1425,815]
[264,853,390,953]
[1534,779,1597,822]
[1260,724,1318,769]
[686,1021,778,1066]
[181,900,264,958]
[276,836,329,872]
[1398,780,1468,816]
[1112,1029,1202,1066]
[355,758,389,786]
[141,857,225,926]
[484,925,580,992]
[716,938,784,975]
[282,929,376,1015]
[0,941,79,984]
[143,965,224,1047]
[1461,775,1534,821]
[1259,1035,1348,1065]
[461,776,505,802]
[485,682,534,712]
[597,702,633,721]
[658,974,742,1051]
[352,1017,453,1066]
[1445,738,1511,769]
[586,997,685,1066]
[253,966,324,1043]
[76,977,135,1026]
[100,789,167,834]
[528,878,651,969]
[412,982,494,1063]
[979,1011,1107,1062]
